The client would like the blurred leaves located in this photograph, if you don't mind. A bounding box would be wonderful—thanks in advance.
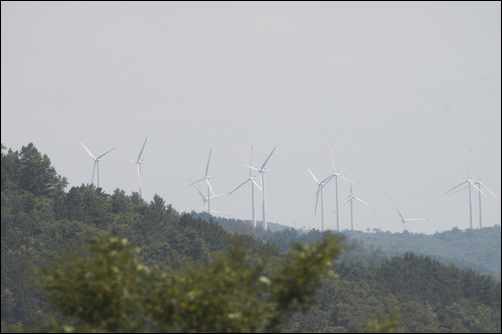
[33,233,346,333]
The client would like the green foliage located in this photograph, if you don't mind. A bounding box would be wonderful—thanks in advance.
[34,236,151,332]
[33,233,345,333]
[363,310,402,333]
[1,143,68,196]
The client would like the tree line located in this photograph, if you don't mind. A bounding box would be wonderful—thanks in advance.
[1,143,500,332]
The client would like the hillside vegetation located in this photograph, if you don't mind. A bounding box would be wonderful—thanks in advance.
[1,143,501,333]
[193,212,501,281]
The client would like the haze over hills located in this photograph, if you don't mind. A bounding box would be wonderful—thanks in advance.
[192,211,501,281]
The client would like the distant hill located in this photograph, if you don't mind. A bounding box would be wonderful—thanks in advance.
[341,227,501,281]
[191,212,501,281]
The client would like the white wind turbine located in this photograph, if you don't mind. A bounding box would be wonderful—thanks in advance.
[128,137,148,198]
[474,177,500,229]
[449,176,499,229]
[328,145,352,231]
[228,145,262,228]
[243,146,277,231]
[390,198,429,232]
[340,169,376,231]
[443,171,486,229]
[475,177,500,228]
[307,168,334,232]
[190,149,217,216]
[188,178,226,216]
[80,142,115,188]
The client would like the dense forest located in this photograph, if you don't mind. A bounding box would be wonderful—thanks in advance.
[1,143,501,333]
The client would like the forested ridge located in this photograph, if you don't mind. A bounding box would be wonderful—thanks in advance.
[193,213,501,281]
[1,143,501,333]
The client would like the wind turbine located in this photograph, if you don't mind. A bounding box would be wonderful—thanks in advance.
[243,146,277,231]
[307,168,334,232]
[340,169,376,231]
[228,145,262,228]
[80,142,115,188]
[128,137,148,198]
[475,178,500,228]
[390,198,429,232]
[188,178,226,216]
[190,149,217,216]
[443,172,486,229]
[328,145,352,231]
[450,176,499,228]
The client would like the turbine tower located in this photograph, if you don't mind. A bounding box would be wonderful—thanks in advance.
[128,137,148,198]
[228,145,262,228]
[329,145,352,231]
[474,177,499,228]
[243,146,277,231]
[443,171,486,229]
[390,198,429,232]
[80,142,115,188]
[340,169,376,231]
[307,168,334,232]
[190,149,216,216]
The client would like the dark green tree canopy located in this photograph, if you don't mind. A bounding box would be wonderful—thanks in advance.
[1,142,68,195]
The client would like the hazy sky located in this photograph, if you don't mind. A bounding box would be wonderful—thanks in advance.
[2,1,501,234]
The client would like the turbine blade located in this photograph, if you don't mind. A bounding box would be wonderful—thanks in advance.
[206,179,215,197]
[250,177,262,191]
[205,149,212,177]
[449,185,469,195]
[444,181,467,195]
[260,146,277,171]
[189,177,206,186]
[138,164,143,186]
[81,142,97,160]
[390,198,406,221]
[321,174,335,185]
[137,164,143,195]
[136,137,148,162]
[229,179,251,195]
[340,196,352,207]
[478,181,500,200]
[243,163,260,172]
[330,145,337,172]
[249,145,253,177]
[354,196,377,210]
[97,147,116,159]
[210,209,229,217]
[189,179,206,199]
[405,218,429,222]
[307,168,320,184]
[336,173,353,184]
